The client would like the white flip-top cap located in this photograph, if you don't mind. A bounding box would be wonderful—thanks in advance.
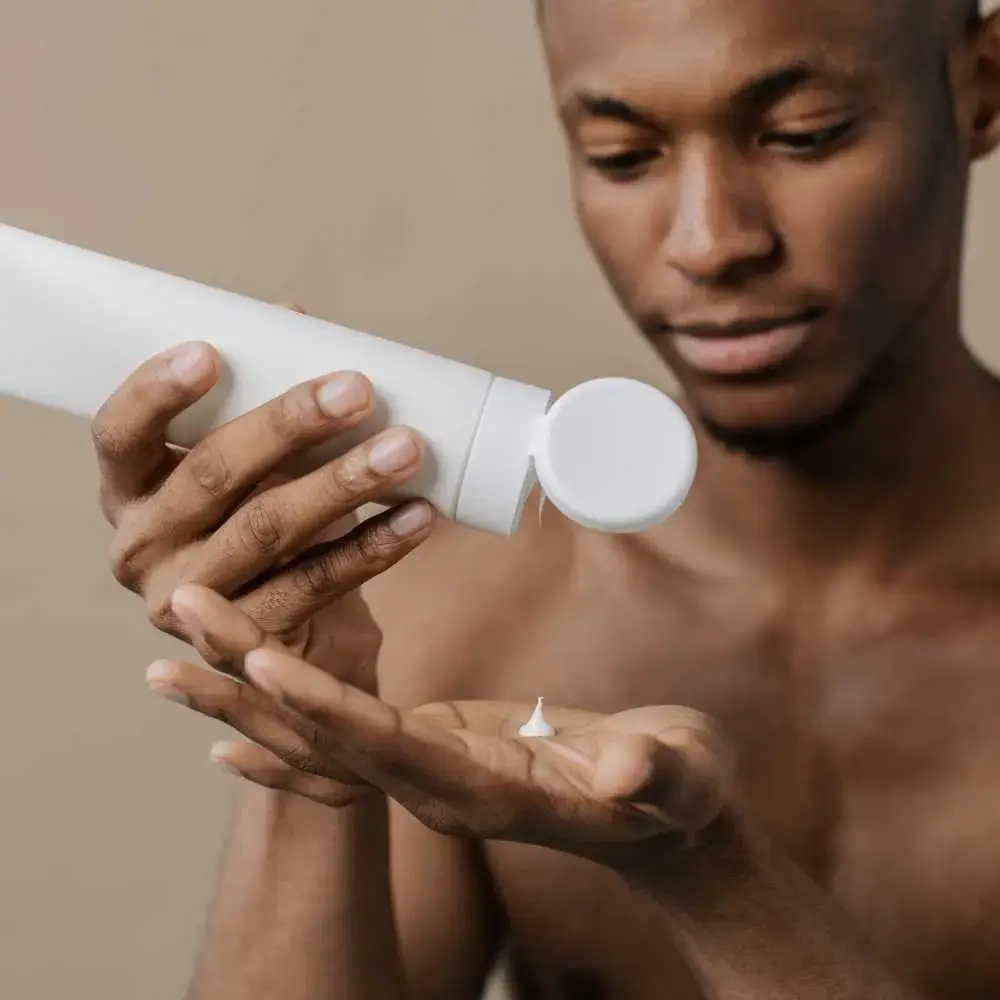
[454,375,697,536]
[532,377,697,533]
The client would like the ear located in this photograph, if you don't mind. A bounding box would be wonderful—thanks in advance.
[965,9,1000,160]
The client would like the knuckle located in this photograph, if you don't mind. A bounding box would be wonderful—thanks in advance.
[91,410,130,461]
[280,743,322,775]
[363,522,405,565]
[109,549,140,591]
[206,701,236,728]
[292,552,342,600]
[142,593,190,645]
[108,530,148,590]
[346,525,398,573]
[145,595,176,634]
[236,498,285,554]
[209,682,251,727]
[185,443,233,497]
[274,384,324,437]
[324,454,372,503]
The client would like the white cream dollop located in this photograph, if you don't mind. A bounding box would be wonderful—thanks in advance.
[518,697,556,738]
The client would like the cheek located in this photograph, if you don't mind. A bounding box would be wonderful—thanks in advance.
[573,169,669,311]
[775,123,961,318]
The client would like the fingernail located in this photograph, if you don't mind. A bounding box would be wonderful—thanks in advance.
[147,659,176,683]
[388,502,433,537]
[169,343,212,382]
[317,372,371,418]
[146,661,192,707]
[369,428,420,475]
[212,757,245,779]
[170,585,198,614]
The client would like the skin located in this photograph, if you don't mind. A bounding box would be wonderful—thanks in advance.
[91,0,1000,998]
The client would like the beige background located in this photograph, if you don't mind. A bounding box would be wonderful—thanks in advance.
[1,2,999,998]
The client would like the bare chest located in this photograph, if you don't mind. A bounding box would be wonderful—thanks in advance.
[474,568,1000,1000]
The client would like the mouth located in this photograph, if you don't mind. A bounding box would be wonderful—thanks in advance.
[660,307,826,377]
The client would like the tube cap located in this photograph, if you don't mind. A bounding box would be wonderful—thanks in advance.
[454,376,554,535]
[532,377,697,533]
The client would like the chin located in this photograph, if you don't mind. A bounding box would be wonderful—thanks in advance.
[681,372,878,460]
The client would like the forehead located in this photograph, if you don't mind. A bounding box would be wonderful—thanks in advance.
[542,0,914,104]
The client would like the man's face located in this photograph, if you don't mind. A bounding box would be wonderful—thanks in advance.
[541,0,988,451]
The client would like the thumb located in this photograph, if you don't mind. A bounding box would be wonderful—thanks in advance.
[592,727,732,832]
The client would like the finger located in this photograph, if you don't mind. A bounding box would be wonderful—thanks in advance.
[145,658,315,767]
[226,470,337,570]
[182,428,429,596]
[169,583,282,674]
[92,342,219,520]
[243,646,479,795]
[234,501,436,634]
[209,740,373,808]
[140,369,377,541]
[238,655,645,841]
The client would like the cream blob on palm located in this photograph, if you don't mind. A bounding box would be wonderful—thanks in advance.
[518,698,556,738]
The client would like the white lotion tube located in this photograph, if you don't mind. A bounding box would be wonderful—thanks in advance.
[0,222,698,536]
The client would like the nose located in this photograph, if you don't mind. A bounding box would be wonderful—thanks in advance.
[662,144,778,285]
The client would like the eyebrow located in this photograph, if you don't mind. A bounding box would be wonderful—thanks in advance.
[572,94,662,130]
[563,56,867,129]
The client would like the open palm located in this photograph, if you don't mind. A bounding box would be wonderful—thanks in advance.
[148,585,733,859]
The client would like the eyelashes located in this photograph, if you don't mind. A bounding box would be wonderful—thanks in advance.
[760,119,856,153]
[584,119,858,182]
[585,149,660,180]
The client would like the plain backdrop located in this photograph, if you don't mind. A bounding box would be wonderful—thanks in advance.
[1,3,1000,998]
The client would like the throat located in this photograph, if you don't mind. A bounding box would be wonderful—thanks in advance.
[676,339,1000,582]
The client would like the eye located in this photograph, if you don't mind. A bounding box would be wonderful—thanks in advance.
[585,149,660,181]
[760,119,856,157]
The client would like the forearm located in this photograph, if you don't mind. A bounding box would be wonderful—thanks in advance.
[187,784,406,1000]
[620,812,924,1000]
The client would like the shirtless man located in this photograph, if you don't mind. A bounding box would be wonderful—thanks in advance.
[91,0,1000,998]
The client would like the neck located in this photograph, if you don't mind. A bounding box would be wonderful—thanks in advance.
[671,298,1000,584]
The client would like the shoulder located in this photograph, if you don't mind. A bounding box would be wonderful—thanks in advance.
[362,487,578,706]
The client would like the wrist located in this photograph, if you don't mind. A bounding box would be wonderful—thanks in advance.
[235,781,387,849]
[611,807,844,949]
[611,807,767,912]
[607,812,920,1000]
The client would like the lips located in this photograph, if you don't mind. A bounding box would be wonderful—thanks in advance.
[662,308,825,377]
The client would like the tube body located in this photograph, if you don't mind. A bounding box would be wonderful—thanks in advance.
[0,222,547,530]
